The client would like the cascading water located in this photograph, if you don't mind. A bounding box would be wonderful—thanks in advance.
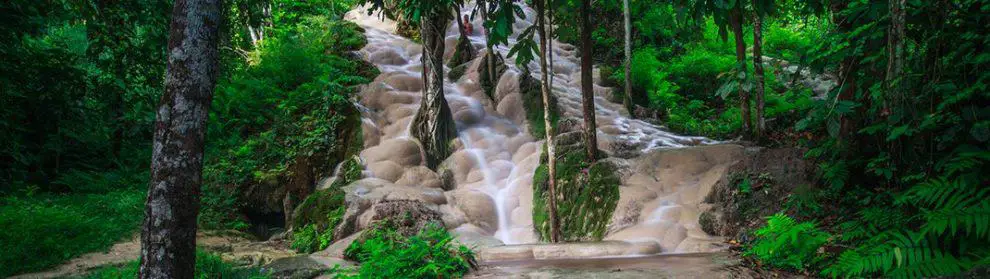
[344,2,729,253]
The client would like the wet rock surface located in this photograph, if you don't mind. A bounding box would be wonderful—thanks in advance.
[468,252,761,279]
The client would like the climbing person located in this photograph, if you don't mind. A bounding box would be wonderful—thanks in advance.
[463,14,473,35]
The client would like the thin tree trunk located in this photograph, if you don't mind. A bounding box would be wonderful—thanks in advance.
[729,12,751,137]
[579,0,598,160]
[752,13,765,141]
[623,0,632,113]
[536,0,561,243]
[411,14,457,170]
[479,0,495,86]
[830,0,858,142]
[548,7,555,87]
[886,0,905,106]
[138,0,221,277]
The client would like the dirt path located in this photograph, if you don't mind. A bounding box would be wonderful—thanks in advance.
[10,232,296,279]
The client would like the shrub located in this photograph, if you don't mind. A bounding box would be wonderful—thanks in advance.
[744,213,830,271]
[340,222,476,278]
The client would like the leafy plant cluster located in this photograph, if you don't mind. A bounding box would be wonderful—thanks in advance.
[339,221,477,278]
[744,213,831,271]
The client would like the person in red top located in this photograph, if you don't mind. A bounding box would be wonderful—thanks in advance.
[463,14,473,35]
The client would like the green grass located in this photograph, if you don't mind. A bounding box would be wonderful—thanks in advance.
[0,188,145,277]
[80,250,270,279]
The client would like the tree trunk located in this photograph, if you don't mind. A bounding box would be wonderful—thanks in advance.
[752,13,765,141]
[411,14,457,170]
[729,12,751,137]
[536,0,561,243]
[623,0,632,113]
[886,0,905,106]
[579,0,598,160]
[830,0,858,142]
[138,0,221,278]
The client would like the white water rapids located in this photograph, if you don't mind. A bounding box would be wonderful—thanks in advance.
[343,3,730,253]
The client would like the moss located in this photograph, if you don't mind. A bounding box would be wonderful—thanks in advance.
[531,145,620,242]
[519,73,560,138]
[395,19,421,42]
[291,188,345,232]
[478,52,506,101]
[447,35,474,68]
[448,63,468,81]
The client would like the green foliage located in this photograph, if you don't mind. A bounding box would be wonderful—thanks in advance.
[532,146,620,241]
[1,0,168,193]
[292,206,347,254]
[201,16,373,230]
[788,0,990,277]
[81,250,270,279]
[744,213,830,271]
[0,189,144,277]
[519,74,560,138]
[339,222,476,278]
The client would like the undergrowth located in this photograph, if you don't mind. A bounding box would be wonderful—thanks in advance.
[79,250,270,279]
[0,184,144,277]
[339,222,476,278]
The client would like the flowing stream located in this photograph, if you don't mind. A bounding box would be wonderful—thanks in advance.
[344,3,727,253]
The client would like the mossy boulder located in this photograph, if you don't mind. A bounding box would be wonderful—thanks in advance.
[291,189,346,233]
[447,35,474,68]
[518,71,560,138]
[532,144,621,242]
[478,51,506,101]
[342,200,444,261]
[395,18,420,42]
[448,63,468,81]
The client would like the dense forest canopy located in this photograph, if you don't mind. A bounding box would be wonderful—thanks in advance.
[1,0,987,278]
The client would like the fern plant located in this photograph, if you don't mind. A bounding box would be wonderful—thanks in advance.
[744,213,831,271]
[823,152,990,278]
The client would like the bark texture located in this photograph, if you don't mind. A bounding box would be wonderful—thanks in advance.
[138,0,221,278]
[579,0,598,161]
[411,15,457,171]
[730,12,751,137]
[536,0,561,243]
[886,0,906,105]
[752,13,766,140]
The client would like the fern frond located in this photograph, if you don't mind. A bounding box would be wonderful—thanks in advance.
[922,199,990,239]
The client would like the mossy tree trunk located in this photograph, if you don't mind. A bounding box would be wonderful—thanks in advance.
[579,0,598,161]
[730,11,751,138]
[412,13,457,170]
[139,0,220,277]
[752,12,765,141]
[535,0,561,243]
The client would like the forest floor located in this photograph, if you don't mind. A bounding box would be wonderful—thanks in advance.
[10,231,296,279]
